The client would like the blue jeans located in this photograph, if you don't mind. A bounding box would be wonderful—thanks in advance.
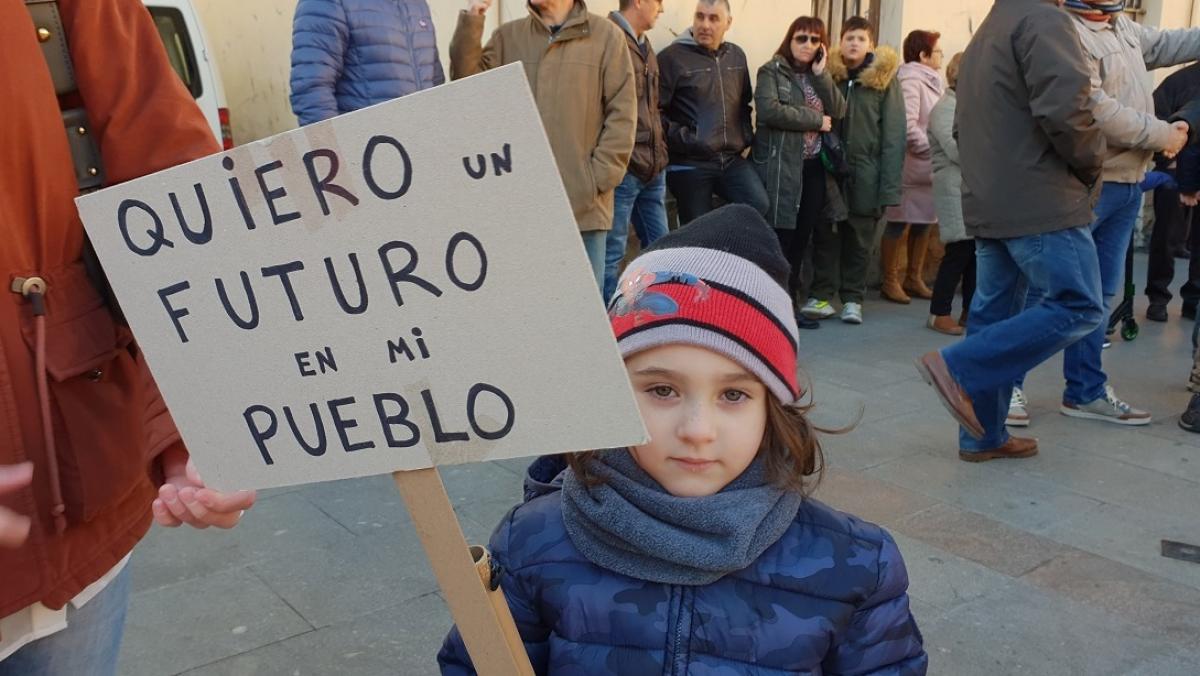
[603,172,669,300]
[1062,182,1142,405]
[944,226,1103,452]
[0,566,131,676]
[1014,285,1046,392]
[581,230,606,294]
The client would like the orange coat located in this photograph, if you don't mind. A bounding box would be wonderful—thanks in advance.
[0,0,219,617]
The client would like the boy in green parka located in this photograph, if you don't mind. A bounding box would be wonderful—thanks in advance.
[801,16,905,325]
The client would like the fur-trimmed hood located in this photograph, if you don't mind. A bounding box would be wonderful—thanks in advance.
[827,45,900,90]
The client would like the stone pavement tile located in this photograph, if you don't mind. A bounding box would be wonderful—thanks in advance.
[249,522,439,629]
[1125,645,1200,676]
[1040,501,1200,591]
[1005,439,1200,520]
[1034,415,1200,485]
[921,581,1172,676]
[439,462,525,508]
[182,592,450,676]
[810,468,938,529]
[906,598,945,636]
[799,353,915,393]
[131,491,357,594]
[804,379,925,429]
[890,533,1014,613]
[119,568,311,676]
[817,410,954,473]
[298,475,412,535]
[890,502,1073,578]
[864,451,1103,533]
[1020,549,1200,643]
[442,462,524,546]
[489,457,535,478]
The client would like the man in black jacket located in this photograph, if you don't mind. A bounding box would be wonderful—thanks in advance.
[1147,63,1200,322]
[658,0,767,224]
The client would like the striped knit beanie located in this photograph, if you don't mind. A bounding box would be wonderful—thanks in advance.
[607,204,801,404]
[1063,0,1126,20]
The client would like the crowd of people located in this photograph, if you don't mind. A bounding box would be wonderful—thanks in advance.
[5,0,1200,674]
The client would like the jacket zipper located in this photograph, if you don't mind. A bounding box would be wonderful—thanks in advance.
[716,52,728,157]
[401,1,420,89]
[646,60,659,176]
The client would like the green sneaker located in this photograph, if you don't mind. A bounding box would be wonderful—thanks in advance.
[801,298,835,320]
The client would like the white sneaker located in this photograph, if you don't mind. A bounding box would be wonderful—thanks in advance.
[1006,387,1030,427]
[841,302,863,324]
[801,298,836,320]
[1060,385,1151,426]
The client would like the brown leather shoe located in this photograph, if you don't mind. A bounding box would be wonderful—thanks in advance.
[927,314,964,336]
[959,436,1038,462]
[915,351,985,439]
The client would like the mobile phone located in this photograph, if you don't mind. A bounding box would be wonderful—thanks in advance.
[815,46,826,62]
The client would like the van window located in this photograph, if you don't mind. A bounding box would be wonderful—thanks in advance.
[148,6,204,99]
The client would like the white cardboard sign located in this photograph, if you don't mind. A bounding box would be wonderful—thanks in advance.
[77,65,647,490]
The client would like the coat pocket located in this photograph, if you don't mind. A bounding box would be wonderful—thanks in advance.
[20,273,142,524]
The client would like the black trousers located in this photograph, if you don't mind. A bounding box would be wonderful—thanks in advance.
[1147,186,1200,306]
[930,239,976,316]
[774,159,827,298]
[666,156,770,225]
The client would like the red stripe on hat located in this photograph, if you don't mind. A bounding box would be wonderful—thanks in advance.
[611,282,798,397]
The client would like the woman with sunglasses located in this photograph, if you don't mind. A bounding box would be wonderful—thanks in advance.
[752,17,847,330]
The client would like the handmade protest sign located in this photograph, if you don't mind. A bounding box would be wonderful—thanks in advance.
[76,64,648,491]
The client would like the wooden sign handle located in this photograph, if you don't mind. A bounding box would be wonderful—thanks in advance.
[393,468,536,676]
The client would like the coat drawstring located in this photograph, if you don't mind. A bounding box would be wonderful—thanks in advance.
[12,276,67,534]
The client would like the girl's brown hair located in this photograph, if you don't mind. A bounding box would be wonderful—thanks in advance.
[567,382,839,496]
[774,16,828,71]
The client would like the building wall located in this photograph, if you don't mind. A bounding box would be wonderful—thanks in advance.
[195,0,1200,146]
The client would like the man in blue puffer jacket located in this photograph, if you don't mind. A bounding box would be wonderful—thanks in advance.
[289,0,444,125]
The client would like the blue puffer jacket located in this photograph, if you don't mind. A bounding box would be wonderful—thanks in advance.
[289,0,444,126]
[438,457,927,675]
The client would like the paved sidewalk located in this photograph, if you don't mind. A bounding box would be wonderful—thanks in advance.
[119,256,1200,675]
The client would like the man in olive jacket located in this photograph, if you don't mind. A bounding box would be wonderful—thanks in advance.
[917,0,1107,462]
[658,0,768,224]
[803,17,905,325]
[451,0,636,291]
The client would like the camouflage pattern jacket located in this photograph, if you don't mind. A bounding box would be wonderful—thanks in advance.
[438,457,927,675]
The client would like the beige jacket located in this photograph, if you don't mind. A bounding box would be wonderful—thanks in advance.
[450,1,636,232]
[1073,13,1200,183]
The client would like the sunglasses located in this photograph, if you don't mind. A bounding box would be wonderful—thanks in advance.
[793,35,822,45]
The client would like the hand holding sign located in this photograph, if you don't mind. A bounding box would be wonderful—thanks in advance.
[152,447,256,529]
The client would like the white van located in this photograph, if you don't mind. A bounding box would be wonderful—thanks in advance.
[144,0,233,149]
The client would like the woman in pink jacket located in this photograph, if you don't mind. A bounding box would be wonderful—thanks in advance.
[881,30,944,304]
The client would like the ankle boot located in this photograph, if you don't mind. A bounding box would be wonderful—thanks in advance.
[880,235,910,304]
[903,226,935,299]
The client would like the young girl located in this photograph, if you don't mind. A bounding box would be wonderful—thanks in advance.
[438,204,927,675]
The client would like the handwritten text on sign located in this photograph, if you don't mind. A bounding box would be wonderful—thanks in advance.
[77,65,646,490]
